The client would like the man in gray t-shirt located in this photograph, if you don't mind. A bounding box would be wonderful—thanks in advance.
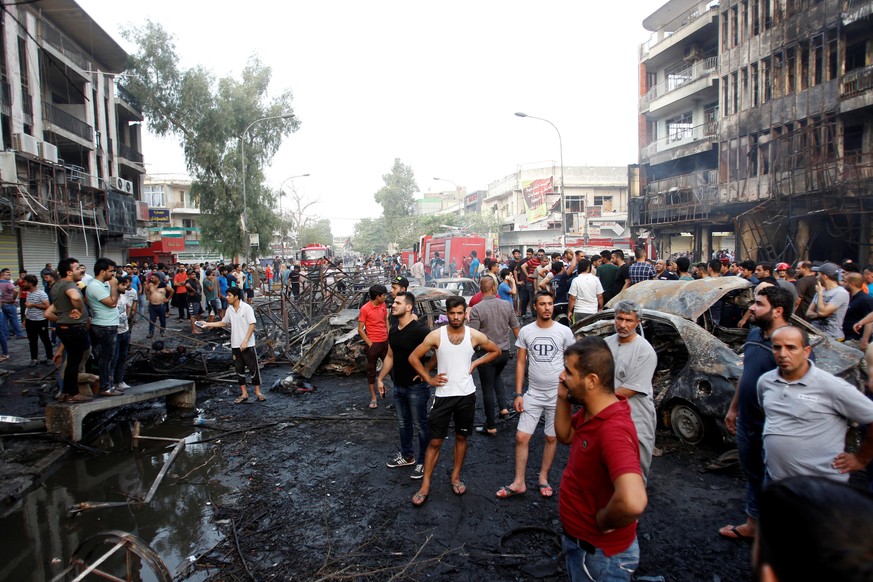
[605,300,658,481]
[759,326,873,482]
[805,262,850,340]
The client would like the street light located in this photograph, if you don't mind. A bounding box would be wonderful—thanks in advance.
[240,112,294,258]
[433,176,459,190]
[514,111,567,245]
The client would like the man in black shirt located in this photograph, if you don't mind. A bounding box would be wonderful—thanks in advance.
[377,291,431,480]
[610,250,630,298]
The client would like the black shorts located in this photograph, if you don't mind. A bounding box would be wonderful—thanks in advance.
[245,288,254,298]
[428,393,476,439]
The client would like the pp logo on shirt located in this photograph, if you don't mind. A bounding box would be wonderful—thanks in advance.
[529,338,559,362]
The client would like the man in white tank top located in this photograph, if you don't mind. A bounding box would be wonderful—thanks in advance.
[408,295,501,506]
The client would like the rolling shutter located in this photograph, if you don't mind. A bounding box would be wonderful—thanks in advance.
[67,230,98,274]
[20,226,61,276]
[0,230,19,272]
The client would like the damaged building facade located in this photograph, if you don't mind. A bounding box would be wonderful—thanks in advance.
[0,0,144,273]
[636,0,873,263]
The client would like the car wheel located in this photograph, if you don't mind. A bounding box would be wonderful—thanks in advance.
[670,403,706,445]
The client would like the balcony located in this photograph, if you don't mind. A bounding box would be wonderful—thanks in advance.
[638,170,719,226]
[843,0,873,26]
[640,0,719,63]
[39,19,91,73]
[118,142,144,164]
[840,65,873,113]
[641,56,718,113]
[641,121,717,165]
[43,101,93,142]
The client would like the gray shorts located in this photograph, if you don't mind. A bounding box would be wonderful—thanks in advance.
[516,392,556,437]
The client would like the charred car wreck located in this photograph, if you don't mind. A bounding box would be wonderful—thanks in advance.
[573,278,865,444]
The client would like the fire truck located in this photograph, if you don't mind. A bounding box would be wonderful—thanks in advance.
[417,233,487,277]
[299,244,333,268]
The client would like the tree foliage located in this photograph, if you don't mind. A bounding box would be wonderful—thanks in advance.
[373,158,418,247]
[297,219,333,247]
[120,21,299,259]
[352,217,389,255]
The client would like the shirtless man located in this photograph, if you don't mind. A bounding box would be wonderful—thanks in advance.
[408,296,501,505]
[145,274,173,338]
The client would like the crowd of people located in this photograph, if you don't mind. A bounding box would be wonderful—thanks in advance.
[356,247,873,581]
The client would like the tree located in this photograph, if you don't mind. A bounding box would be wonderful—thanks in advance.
[373,158,418,247]
[297,219,333,247]
[120,21,299,259]
[352,217,389,255]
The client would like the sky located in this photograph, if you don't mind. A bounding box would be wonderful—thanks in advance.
[78,0,667,236]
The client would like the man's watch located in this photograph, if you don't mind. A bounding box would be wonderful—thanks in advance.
[514,393,523,397]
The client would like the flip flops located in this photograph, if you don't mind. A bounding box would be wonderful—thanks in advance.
[496,485,524,499]
[412,492,429,507]
[234,395,249,404]
[719,525,753,542]
[452,481,467,496]
[368,400,378,409]
[539,483,554,497]
[256,394,267,401]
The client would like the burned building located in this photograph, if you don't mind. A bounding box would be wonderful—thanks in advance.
[636,0,873,263]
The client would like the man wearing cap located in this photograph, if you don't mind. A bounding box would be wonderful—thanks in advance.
[806,262,850,341]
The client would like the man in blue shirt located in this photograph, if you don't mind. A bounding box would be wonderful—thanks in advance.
[469,251,480,280]
[85,258,120,396]
[720,285,794,541]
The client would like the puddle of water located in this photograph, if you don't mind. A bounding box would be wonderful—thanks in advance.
[0,415,231,581]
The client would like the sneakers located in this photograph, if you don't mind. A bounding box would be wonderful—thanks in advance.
[386,452,416,468]
[410,464,424,480]
[116,382,132,390]
[29,359,38,367]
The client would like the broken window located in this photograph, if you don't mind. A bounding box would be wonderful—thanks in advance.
[739,136,749,178]
[752,0,760,35]
[722,76,730,117]
[566,196,584,212]
[787,47,796,94]
[666,61,694,91]
[741,67,749,110]
[740,1,749,42]
[846,42,866,72]
[594,196,614,210]
[844,124,863,158]
[751,63,759,107]
[773,52,784,98]
[749,132,759,175]
[731,72,739,114]
[763,0,772,30]
[667,112,694,142]
[827,31,838,81]
[812,35,823,86]
[731,6,739,47]
[762,57,772,102]
[722,12,730,52]
[729,138,740,181]
[800,44,810,90]
[704,103,719,138]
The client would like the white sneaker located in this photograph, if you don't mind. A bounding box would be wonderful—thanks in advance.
[117,382,132,390]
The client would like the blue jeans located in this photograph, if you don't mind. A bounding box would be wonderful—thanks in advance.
[736,418,764,520]
[394,382,430,465]
[2,303,23,336]
[113,330,130,384]
[0,307,7,355]
[90,324,118,392]
[149,303,167,336]
[563,535,639,582]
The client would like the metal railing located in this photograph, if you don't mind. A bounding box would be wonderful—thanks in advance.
[639,1,719,58]
[40,19,91,71]
[642,56,718,107]
[841,64,873,98]
[118,142,144,164]
[843,0,873,25]
[115,84,143,114]
[641,121,718,159]
[639,170,720,225]
[43,101,93,141]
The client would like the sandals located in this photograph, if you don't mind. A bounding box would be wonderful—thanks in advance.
[67,394,93,403]
[412,492,429,507]
[256,394,267,402]
[0,355,8,362]
[496,485,524,499]
[539,483,554,498]
[452,481,467,496]
[234,395,249,404]
[368,400,378,409]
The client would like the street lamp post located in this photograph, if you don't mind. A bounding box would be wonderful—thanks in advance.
[240,112,294,259]
[514,112,567,245]
[433,177,464,216]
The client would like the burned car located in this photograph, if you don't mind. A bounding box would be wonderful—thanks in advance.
[573,278,864,445]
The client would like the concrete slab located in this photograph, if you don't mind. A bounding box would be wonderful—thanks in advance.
[44,379,196,442]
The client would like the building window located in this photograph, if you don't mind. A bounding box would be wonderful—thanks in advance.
[594,196,613,211]
[666,112,693,142]
[752,0,760,35]
[741,67,749,110]
[143,185,165,207]
[722,76,729,116]
[730,5,739,47]
[812,34,823,86]
[762,57,772,102]
[666,61,693,91]
[787,47,797,93]
[751,63,759,107]
[566,196,584,212]
[731,72,739,114]
[827,31,838,81]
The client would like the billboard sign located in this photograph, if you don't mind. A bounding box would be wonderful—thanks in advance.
[148,208,170,223]
[522,177,552,223]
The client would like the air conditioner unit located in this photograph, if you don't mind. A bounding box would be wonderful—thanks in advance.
[109,176,126,191]
[0,152,18,183]
[38,141,58,164]
[683,43,703,61]
[12,133,39,157]
[122,178,134,194]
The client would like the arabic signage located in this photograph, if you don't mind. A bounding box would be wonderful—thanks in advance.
[148,208,170,223]
[522,177,552,223]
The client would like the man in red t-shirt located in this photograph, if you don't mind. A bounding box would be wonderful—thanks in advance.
[556,337,647,581]
[358,284,389,409]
